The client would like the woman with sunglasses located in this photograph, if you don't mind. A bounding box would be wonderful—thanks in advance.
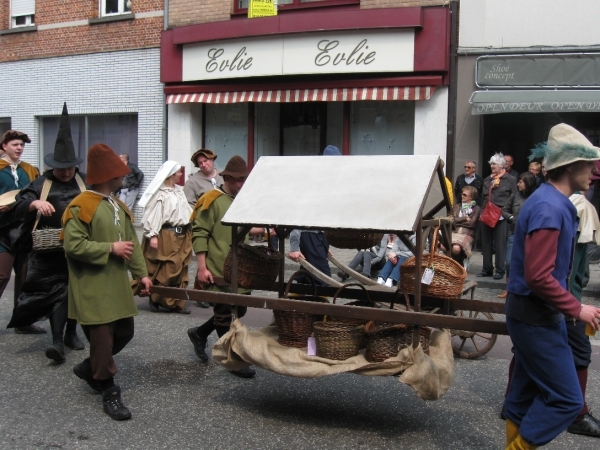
[450,186,481,266]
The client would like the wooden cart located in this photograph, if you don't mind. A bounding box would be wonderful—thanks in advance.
[152,155,506,369]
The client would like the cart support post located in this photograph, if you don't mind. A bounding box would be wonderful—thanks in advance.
[231,225,239,320]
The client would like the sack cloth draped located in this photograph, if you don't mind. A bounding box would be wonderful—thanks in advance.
[213,319,454,401]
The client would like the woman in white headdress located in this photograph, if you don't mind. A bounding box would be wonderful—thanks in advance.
[139,161,193,313]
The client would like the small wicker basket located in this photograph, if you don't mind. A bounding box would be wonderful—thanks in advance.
[364,321,409,363]
[274,271,329,348]
[32,228,62,253]
[324,230,384,250]
[224,243,282,290]
[313,321,365,360]
[398,326,432,355]
[400,227,467,299]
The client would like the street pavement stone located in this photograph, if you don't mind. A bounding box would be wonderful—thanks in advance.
[1,234,599,448]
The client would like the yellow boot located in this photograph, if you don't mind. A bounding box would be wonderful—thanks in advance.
[506,434,538,450]
[506,419,519,446]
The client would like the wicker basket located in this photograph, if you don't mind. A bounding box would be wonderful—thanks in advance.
[224,243,282,290]
[326,283,377,327]
[274,271,329,348]
[398,326,432,355]
[32,228,62,253]
[313,321,365,360]
[364,321,409,363]
[324,230,384,250]
[400,227,467,299]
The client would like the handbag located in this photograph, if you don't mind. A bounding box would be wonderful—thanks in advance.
[479,180,502,228]
[32,174,86,253]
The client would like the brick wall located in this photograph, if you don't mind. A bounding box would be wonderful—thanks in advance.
[168,0,446,28]
[0,47,164,219]
[0,0,163,63]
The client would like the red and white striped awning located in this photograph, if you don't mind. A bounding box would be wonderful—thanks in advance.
[166,86,435,104]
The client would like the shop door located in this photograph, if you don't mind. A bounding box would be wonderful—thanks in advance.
[280,103,327,156]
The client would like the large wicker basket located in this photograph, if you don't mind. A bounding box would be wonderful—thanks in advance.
[364,321,409,363]
[400,227,467,299]
[324,230,384,250]
[224,243,282,290]
[274,271,329,348]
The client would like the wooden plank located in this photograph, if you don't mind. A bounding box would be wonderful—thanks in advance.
[328,253,379,286]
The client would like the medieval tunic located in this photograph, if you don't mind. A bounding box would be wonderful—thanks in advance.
[7,171,85,327]
[141,186,193,309]
[192,188,248,327]
[184,171,224,207]
[63,191,146,325]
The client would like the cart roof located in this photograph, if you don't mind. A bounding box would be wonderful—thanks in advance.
[222,155,447,233]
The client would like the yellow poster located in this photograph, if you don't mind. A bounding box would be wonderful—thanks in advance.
[248,0,277,18]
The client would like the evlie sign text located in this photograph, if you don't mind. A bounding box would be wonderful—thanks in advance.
[182,30,414,81]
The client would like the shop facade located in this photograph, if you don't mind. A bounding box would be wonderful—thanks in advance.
[161,6,451,175]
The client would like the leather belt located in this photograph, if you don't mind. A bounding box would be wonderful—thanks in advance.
[162,223,191,235]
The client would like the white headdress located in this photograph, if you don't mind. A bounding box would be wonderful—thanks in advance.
[138,160,181,208]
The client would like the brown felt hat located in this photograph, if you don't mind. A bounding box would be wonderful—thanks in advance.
[220,155,249,178]
[1,130,31,146]
[0,189,19,207]
[86,143,131,185]
[191,148,217,167]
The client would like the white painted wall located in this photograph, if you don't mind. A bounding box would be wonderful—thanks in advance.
[167,103,203,182]
[414,86,448,166]
[459,0,600,49]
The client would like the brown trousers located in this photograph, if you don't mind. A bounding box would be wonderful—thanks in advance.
[81,317,134,381]
[142,228,192,310]
[0,251,28,307]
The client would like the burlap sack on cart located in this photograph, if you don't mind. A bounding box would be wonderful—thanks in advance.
[212,319,454,400]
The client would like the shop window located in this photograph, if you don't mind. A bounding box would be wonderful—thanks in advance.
[235,0,358,14]
[10,0,35,28]
[101,0,131,16]
[204,104,248,165]
[0,118,11,137]
[40,114,138,173]
[350,101,415,156]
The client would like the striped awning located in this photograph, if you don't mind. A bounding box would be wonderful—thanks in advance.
[166,86,435,104]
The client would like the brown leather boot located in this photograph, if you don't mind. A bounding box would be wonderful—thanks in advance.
[498,278,509,298]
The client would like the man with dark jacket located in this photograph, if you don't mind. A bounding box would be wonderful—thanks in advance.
[454,160,483,206]
[118,154,143,210]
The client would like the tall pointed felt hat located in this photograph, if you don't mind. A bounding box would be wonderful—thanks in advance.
[44,103,84,169]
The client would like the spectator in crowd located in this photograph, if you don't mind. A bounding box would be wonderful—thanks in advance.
[504,154,519,179]
[118,153,144,211]
[376,234,416,287]
[497,172,536,299]
[478,153,518,280]
[7,104,86,361]
[337,234,390,281]
[454,160,483,206]
[450,186,480,266]
[0,130,43,334]
[138,160,193,314]
[529,161,543,186]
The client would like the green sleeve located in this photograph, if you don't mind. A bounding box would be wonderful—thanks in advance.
[63,207,111,265]
[192,206,214,254]
[127,221,148,279]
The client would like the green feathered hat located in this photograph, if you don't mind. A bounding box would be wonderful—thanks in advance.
[530,123,600,171]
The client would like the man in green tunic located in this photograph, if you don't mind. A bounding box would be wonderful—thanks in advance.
[62,143,151,421]
[187,155,261,378]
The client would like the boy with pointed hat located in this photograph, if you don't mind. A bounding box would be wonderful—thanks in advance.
[504,123,600,449]
[0,129,42,334]
[62,143,151,420]
[8,103,88,361]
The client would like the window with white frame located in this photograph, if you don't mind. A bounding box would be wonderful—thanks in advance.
[101,0,132,16]
[10,0,35,28]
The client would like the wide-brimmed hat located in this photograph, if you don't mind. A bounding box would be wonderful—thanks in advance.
[191,148,217,167]
[1,130,31,146]
[530,123,600,171]
[220,155,249,178]
[0,189,19,207]
[44,103,83,169]
[86,143,131,185]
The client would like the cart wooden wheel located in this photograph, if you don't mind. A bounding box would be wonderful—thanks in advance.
[451,310,498,359]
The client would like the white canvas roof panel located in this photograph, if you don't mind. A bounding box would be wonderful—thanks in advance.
[222,155,444,232]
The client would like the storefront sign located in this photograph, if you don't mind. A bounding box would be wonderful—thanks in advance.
[476,54,600,88]
[470,90,600,115]
[248,0,277,19]
[182,30,414,81]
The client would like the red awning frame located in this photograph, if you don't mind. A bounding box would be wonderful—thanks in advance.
[166,86,436,104]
